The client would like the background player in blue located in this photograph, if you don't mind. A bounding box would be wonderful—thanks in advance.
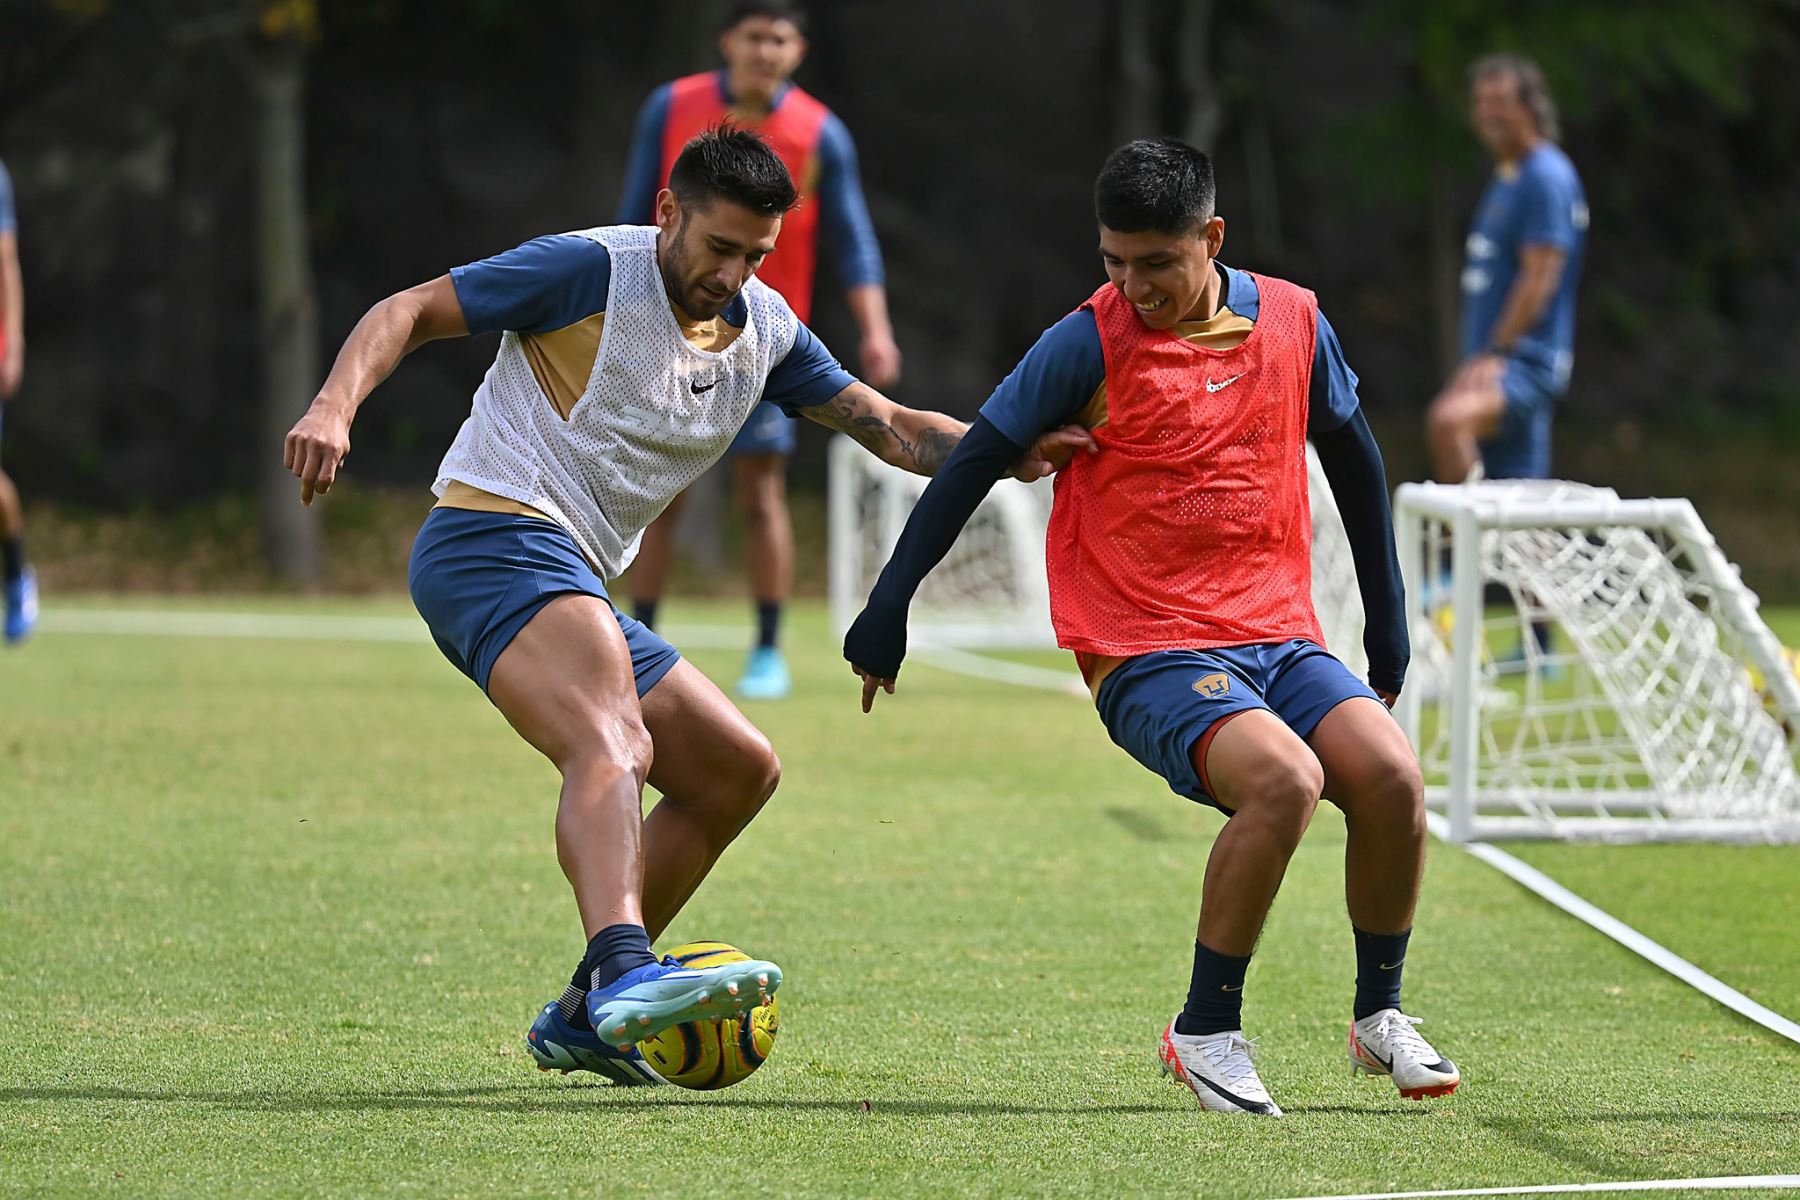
[0,157,36,644]
[1427,53,1587,483]
[617,1,898,700]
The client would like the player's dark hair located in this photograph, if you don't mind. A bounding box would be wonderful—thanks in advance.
[669,123,799,217]
[1094,137,1216,235]
[723,0,807,34]
[1470,53,1560,142]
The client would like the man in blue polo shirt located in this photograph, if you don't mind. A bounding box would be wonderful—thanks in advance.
[1427,54,1587,483]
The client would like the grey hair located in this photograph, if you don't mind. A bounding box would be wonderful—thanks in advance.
[1470,53,1560,142]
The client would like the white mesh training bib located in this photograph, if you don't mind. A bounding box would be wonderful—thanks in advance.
[433,225,800,577]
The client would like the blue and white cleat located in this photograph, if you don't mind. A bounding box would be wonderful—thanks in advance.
[4,567,37,644]
[587,956,781,1050]
[736,646,791,700]
[525,1002,667,1086]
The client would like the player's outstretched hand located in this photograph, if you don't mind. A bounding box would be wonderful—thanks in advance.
[1011,424,1097,482]
[284,400,352,506]
[844,603,907,713]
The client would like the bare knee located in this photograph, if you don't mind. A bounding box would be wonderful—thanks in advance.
[727,732,781,822]
[561,713,654,794]
[1227,756,1324,846]
[1336,752,1425,839]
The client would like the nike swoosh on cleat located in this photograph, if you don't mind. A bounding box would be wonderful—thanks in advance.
[1194,1073,1278,1114]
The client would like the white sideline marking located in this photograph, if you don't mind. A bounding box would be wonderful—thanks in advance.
[913,642,1089,697]
[1273,1175,1800,1199]
[1426,812,1800,1047]
[36,608,746,649]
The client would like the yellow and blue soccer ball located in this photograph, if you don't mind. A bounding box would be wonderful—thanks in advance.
[638,941,780,1090]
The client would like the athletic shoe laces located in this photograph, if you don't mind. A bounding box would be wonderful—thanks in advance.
[1202,1033,1265,1088]
[1373,1011,1437,1063]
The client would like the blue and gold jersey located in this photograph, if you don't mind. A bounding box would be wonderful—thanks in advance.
[1460,142,1586,382]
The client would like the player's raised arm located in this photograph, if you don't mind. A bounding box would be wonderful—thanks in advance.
[284,275,468,506]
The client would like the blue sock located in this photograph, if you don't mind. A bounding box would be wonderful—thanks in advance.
[1173,939,1251,1036]
[1353,926,1410,1020]
[632,599,659,631]
[755,600,781,650]
[584,923,659,991]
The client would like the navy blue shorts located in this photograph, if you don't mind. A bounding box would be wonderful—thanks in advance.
[1093,639,1380,812]
[408,507,680,697]
[728,400,797,457]
[1480,354,1561,480]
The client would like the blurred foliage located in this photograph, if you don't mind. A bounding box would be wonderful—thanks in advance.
[1,0,1798,591]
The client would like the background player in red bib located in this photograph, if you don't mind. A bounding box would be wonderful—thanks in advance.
[619,0,899,700]
[845,139,1461,1116]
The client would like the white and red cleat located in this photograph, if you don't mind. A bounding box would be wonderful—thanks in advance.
[1157,1019,1283,1116]
[1349,1008,1461,1099]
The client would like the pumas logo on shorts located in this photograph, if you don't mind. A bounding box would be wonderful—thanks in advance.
[1193,672,1231,697]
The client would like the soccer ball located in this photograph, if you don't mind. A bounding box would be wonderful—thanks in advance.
[638,941,780,1090]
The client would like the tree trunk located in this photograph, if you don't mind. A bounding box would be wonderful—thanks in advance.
[253,35,321,585]
[1115,0,1158,142]
[1176,0,1222,153]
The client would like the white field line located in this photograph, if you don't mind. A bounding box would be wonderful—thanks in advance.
[36,607,746,649]
[1424,811,1800,1047]
[1272,1174,1800,1200]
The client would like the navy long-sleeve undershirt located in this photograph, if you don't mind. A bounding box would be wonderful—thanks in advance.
[845,412,1410,694]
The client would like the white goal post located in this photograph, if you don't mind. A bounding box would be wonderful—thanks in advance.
[828,437,1800,842]
[1394,480,1800,843]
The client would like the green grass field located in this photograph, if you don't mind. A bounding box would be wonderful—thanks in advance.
[3,598,1797,1199]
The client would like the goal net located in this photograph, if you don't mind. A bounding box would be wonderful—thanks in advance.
[1394,480,1800,843]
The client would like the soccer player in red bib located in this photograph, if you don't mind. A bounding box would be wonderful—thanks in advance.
[845,139,1461,1115]
[618,1,898,700]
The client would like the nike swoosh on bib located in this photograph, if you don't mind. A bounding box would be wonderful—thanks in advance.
[1204,373,1245,393]
[690,380,718,394]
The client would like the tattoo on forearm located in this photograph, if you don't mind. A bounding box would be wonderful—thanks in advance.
[812,387,963,475]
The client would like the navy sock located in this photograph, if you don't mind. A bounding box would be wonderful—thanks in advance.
[2,536,22,583]
[1173,939,1251,1036]
[558,924,661,1028]
[557,965,592,1029]
[584,923,658,991]
[632,599,659,631]
[1353,926,1410,1020]
[755,600,781,650]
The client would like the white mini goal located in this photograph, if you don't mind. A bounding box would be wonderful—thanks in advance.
[1394,480,1800,843]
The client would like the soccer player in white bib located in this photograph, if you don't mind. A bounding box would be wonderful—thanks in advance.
[283,126,1089,1084]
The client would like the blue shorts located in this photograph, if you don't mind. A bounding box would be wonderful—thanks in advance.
[408,507,680,697]
[728,400,797,457]
[1093,639,1380,812]
[1480,354,1561,480]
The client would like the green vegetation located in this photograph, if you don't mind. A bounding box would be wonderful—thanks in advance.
[2,599,1796,1198]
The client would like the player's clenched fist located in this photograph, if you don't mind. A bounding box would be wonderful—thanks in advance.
[284,401,352,506]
